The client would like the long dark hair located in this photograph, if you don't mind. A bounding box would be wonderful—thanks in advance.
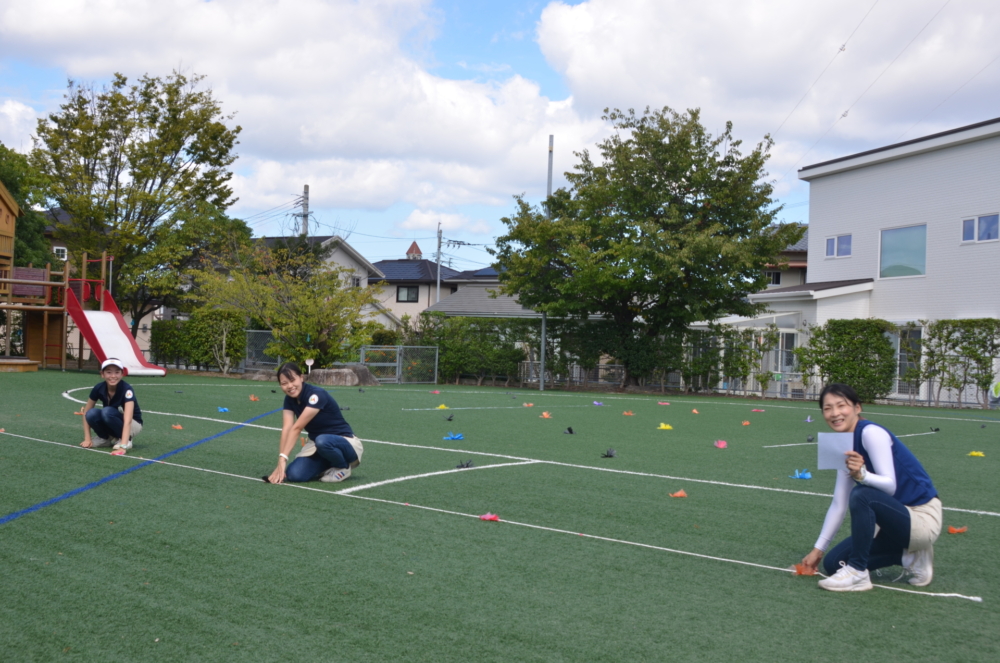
[277,362,302,382]
[819,383,861,408]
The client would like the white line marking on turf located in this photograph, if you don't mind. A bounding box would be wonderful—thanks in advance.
[763,431,937,448]
[335,461,540,494]
[67,384,1000,426]
[402,405,596,411]
[10,429,982,602]
[50,393,1000,518]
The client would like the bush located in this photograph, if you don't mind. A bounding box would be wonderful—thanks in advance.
[796,318,897,402]
[185,309,246,374]
[150,320,189,368]
[371,328,400,346]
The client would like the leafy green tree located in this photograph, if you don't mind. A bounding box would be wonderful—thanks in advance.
[195,238,381,367]
[31,72,241,334]
[184,308,247,375]
[0,142,56,268]
[118,202,251,335]
[795,319,897,402]
[492,106,803,384]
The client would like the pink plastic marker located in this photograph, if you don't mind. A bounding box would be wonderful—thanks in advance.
[714,440,728,449]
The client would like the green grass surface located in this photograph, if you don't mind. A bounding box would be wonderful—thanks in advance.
[1,370,998,661]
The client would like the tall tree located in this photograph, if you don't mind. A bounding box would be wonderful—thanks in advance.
[31,71,241,333]
[116,202,252,336]
[195,239,382,367]
[0,142,55,268]
[492,107,803,383]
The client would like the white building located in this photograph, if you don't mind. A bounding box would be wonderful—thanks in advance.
[753,116,1000,325]
[749,117,1000,398]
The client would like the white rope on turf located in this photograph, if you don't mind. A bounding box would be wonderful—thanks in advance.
[762,431,937,449]
[0,430,985,602]
[335,461,540,494]
[54,389,1000,518]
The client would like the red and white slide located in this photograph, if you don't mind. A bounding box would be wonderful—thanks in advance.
[66,288,167,377]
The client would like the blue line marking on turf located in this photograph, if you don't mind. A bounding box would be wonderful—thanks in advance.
[0,409,281,527]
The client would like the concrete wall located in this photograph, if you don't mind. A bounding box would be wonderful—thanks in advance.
[807,134,1000,321]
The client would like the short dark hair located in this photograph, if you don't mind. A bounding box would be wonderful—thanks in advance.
[819,383,861,408]
[277,362,302,382]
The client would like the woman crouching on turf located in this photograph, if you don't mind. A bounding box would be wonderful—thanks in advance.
[267,362,363,484]
[80,358,143,456]
[800,383,942,591]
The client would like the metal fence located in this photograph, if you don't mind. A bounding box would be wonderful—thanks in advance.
[360,345,439,384]
[243,330,281,371]
[519,361,626,387]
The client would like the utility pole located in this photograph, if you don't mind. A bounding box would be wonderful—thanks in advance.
[435,222,442,304]
[540,135,554,392]
[300,184,309,236]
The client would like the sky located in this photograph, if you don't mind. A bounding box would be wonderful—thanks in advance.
[1,0,998,272]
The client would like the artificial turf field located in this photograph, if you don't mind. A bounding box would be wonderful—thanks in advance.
[1,371,998,662]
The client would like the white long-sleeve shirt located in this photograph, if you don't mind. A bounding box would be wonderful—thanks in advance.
[813,424,898,552]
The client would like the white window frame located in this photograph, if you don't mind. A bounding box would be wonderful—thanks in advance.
[52,246,68,261]
[960,213,999,244]
[878,223,926,280]
[764,271,781,285]
[825,234,852,258]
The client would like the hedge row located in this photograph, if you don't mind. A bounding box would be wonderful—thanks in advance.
[150,310,247,374]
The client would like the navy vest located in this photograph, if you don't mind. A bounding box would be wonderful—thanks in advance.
[853,420,937,507]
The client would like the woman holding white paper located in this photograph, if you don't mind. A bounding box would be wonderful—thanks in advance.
[800,383,942,592]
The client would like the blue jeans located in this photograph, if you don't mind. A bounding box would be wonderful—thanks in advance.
[285,435,359,482]
[86,407,125,440]
[823,485,911,574]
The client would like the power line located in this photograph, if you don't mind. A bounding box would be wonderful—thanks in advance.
[775,0,954,183]
[240,198,300,222]
[896,51,1000,141]
[772,0,880,137]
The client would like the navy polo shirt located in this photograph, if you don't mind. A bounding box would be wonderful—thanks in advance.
[283,382,354,439]
[89,380,143,424]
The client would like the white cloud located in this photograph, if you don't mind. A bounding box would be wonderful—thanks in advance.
[0,0,604,216]
[397,209,491,234]
[2,0,998,226]
[537,0,1000,192]
[0,99,37,150]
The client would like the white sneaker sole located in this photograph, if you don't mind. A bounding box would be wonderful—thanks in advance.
[818,579,873,592]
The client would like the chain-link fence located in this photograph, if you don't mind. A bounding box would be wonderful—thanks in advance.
[243,330,281,372]
[360,345,438,383]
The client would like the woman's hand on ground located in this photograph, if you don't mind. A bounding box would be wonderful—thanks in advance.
[801,548,823,572]
[80,439,92,448]
[268,463,286,484]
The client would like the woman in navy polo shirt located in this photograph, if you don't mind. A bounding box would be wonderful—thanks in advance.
[80,358,143,456]
[800,383,942,592]
[267,362,364,484]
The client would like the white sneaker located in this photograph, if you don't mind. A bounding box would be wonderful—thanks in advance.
[320,467,351,483]
[901,547,934,586]
[90,437,114,448]
[112,437,133,451]
[818,564,873,592]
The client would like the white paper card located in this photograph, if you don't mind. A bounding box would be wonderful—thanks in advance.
[817,433,854,470]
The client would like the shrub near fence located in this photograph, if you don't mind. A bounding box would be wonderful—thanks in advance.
[150,313,247,374]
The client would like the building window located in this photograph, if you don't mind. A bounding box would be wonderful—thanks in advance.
[962,214,999,243]
[397,286,419,302]
[53,247,67,261]
[765,271,781,285]
[880,225,926,278]
[352,276,362,288]
[825,234,851,257]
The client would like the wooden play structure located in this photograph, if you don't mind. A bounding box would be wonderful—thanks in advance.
[0,181,165,375]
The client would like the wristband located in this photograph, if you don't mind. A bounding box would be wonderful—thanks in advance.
[278,453,289,461]
[856,466,867,484]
